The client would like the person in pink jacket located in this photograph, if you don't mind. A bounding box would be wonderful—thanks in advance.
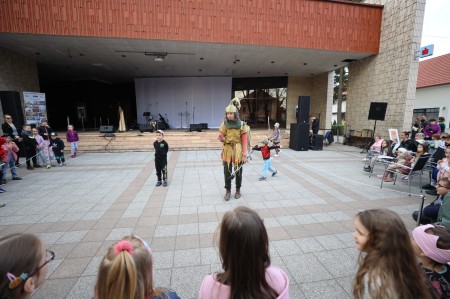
[1,135,22,183]
[198,206,290,299]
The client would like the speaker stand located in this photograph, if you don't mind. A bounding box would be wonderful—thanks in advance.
[360,120,377,154]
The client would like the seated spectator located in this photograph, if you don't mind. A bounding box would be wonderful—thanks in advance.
[378,148,413,182]
[0,234,54,298]
[424,119,442,140]
[95,235,180,299]
[198,206,290,299]
[425,147,450,196]
[363,136,383,162]
[411,224,450,299]
[435,178,450,230]
[399,131,417,152]
[352,209,432,299]
[364,139,393,172]
[413,177,450,224]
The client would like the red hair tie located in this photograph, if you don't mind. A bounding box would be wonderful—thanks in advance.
[114,240,134,255]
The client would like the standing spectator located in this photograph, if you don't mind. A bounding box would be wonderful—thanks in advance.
[66,124,79,158]
[33,127,50,169]
[411,117,421,139]
[424,119,442,140]
[421,115,429,131]
[438,116,446,133]
[352,209,432,299]
[269,122,281,156]
[37,120,54,161]
[50,132,66,166]
[310,116,320,135]
[1,114,22,167]
[0,136,6,193]
[21,124,38,170]
[218,98,250,201]
[153,130,169,187]
[1,135,22,183]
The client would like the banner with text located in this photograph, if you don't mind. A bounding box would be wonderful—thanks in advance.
[23,91,47,125]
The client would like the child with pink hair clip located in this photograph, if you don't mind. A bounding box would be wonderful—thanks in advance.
[95,235,180,299]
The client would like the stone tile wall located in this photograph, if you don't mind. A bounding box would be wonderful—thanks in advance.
[346,0,426,137]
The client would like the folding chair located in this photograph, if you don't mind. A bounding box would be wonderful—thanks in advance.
[380,154,430,196]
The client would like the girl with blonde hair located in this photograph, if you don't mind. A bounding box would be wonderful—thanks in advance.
[352,209,432,299]
[95,235,180,299]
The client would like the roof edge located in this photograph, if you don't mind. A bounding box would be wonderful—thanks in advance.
[318,0,384,8]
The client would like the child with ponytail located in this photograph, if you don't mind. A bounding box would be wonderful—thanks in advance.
[95,235,180,299]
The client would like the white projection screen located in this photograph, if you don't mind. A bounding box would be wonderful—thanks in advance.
[135,77,232,129]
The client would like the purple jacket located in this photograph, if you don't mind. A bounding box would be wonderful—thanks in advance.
[66,130,79,142]
[423,124,441,138]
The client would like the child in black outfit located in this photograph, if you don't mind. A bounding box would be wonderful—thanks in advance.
[50,132,66,166]
[21,124,38,170]
[154,130,169,187]
[252,139,280,181]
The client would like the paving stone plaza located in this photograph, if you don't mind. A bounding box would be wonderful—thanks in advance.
[0,145,424,298]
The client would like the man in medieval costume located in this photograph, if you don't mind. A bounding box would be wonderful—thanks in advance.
[218,97,251,201]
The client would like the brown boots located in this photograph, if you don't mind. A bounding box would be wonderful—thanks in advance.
[235,188,241,199]
[224,189,231,201]
[224,188,241,201]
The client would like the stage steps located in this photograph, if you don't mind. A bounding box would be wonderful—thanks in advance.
[59,129,289,153]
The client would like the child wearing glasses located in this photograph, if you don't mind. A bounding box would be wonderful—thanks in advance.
[413,177,450,225]
[411,224,450,299]
[0,233,54,298]
[95,235,180,299]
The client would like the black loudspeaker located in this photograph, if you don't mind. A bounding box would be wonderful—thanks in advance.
[190,124,202,132]
[99,125,115,133]
[200,123,208,129]
[139,123,154,133]
[298,96,310,124]
[0,91,25,127]
[289,123,309,151]
[310,134,323,151]
[368,102,388,121]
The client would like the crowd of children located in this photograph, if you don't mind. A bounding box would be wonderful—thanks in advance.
[2,207,450,298]
[0,122,79,207]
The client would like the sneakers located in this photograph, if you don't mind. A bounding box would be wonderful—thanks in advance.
[0,188,5,193]
[402,175,410,180]
[71,155,75,158]
[0,203,5,207]
[362,158,368,162]
[259,177,267,181]
[156,181,162,187]
[272,171,277,177]
[363,166,371,172]
[46,165,51,169]
[274,154,279,157]
[0,179,6,185]
[422,183,433,190]
[58,163,63,167]
[62,162,66,166]
[377,174,384,179]
[27,166,35,170]
[426,189,438,196]
[12,177,22,180]
[163,181,168,187]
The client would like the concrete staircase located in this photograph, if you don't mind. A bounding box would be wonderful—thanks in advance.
[60,129,289,153]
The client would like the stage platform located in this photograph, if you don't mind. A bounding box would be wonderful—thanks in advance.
[60,128,290,153]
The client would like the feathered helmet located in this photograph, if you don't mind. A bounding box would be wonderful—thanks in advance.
[225,97,241,113]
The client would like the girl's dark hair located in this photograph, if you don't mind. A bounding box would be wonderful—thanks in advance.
[0,234,44,299]
[425,226,450,250]
[381,139,393,156]
[216,206,278,299]
[353,209,431,299]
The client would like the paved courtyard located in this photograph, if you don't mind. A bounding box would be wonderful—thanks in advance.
[0,144,426,298]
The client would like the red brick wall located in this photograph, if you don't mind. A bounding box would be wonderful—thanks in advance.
[0,0,382,53]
